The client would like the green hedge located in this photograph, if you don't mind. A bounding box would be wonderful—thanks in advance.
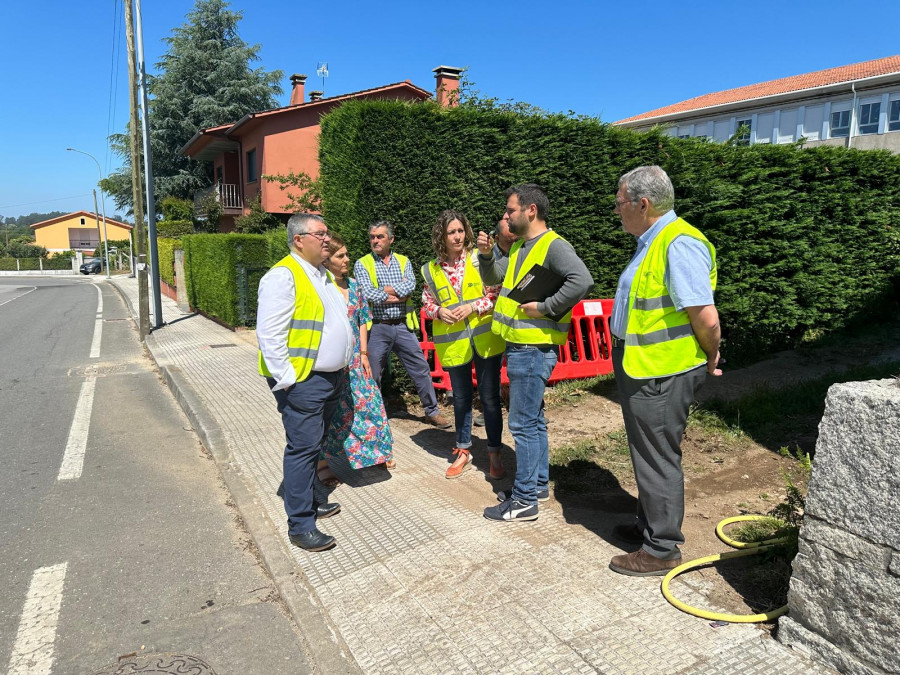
[319,100,900,362]
[182,233,272,326]
[157,238,181,286]
[157,219,194,238]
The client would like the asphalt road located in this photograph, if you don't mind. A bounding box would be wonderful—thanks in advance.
[0,277,311,674]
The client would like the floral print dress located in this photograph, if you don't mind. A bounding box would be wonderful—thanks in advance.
[322,278,394,468]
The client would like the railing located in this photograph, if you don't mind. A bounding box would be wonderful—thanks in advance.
[194,183,243,215]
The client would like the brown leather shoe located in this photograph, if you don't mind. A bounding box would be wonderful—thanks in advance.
[609,549,681,577]
[445,447,472,479]
[427,413,452,429]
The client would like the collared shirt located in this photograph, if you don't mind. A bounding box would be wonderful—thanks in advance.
[257,252,353,390]
[353,251,417,321]
[611,210,714,339]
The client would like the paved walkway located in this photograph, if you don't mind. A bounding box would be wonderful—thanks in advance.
[110,276,832,675]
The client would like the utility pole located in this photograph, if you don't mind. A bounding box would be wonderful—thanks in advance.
[124,0,150,339]
[135,0,162,328]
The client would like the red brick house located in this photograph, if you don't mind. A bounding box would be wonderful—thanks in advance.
[180,65,463,231]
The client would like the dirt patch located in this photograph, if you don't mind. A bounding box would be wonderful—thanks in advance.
[385,317,900,620]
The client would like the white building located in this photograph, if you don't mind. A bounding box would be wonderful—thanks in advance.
[614,55,900,152]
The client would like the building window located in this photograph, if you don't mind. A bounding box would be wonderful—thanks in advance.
[830,110,850,138]
[735,118,752,145]
[68,228,99,249]
[246,148,258,182]
[858,102,880,135]
[677,134,691,139]
[80,217,86,225]
[889,100,900,132]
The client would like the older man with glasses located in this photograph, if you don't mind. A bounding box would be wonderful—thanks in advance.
[257,213,353,552]
[608,165,722,576]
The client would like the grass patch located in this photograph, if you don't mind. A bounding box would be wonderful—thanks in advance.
[549,430,632,493]
[545,374,616,407]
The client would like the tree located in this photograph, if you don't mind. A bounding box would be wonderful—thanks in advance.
[7,237,47,258]
[103,0,283,213]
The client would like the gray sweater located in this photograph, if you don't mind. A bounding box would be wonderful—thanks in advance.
[478,230,593,318]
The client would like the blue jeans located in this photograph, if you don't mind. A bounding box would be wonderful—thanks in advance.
[506,344,557,504]
[446,353,503,450]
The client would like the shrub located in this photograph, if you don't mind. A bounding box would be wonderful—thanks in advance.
[182,233,270,326]
[234,194,281,234]
[160,196,194,221]
[157,237,182,286]
[157,219,194,238]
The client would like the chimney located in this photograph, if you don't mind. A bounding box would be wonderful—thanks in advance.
[289,74,307,105]
[309,90,324,102]
[433,65,463,107]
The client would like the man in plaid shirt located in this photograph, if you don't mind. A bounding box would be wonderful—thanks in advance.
[354,221,450,429]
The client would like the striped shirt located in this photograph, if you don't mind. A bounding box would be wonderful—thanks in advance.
[354,252,418,321]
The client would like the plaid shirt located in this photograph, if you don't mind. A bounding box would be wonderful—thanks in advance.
[354,252,418,321]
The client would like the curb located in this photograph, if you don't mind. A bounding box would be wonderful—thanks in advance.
[109,280,362,675]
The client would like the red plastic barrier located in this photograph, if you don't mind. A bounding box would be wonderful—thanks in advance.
[419,298,614,390]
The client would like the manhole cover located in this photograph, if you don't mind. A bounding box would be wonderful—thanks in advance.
[91,653,217,675]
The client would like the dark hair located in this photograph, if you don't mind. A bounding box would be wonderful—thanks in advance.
[431,209,474,262]
[326,232,346,255]
[506,183,549,221]
[368,220,394,239]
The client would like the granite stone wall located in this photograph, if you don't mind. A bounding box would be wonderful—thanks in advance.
[778,378,900,674]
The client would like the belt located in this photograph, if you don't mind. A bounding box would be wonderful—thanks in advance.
[373,318,405,325]
[611,335,625,348]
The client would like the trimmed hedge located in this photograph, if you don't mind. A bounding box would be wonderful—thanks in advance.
[157,219,194,238]
[182,233,276,326]
[319,100,900,362]
[157,238,181,286]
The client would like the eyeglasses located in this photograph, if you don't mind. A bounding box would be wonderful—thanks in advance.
[613,198,639,211]
[300,230,331,241]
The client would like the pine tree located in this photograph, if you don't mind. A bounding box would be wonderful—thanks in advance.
[104,0,282,212]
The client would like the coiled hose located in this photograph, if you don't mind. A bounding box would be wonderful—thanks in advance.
[660,515,792,623]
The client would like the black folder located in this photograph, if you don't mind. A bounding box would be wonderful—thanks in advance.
[507,263,565,305]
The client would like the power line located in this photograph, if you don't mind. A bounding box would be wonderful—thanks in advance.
[106,0,123,176]
[0,194,93,210]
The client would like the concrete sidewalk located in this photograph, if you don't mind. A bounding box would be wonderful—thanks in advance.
[110,276,831,675]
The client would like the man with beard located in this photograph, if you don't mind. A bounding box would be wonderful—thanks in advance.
[476,184,593,521]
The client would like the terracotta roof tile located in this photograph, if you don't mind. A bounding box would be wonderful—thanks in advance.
[615,54,900,124]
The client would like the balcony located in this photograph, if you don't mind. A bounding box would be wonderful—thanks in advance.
[194,183,243,217]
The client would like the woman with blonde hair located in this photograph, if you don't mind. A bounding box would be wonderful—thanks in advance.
[421,209,506,480]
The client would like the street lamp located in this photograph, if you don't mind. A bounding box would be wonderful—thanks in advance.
[66,147,111,279]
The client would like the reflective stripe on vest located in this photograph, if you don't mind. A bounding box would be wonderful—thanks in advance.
[622,218,717,379]
[358,252,420,331]
[258,255,325,383]
[491,231,572,346]
[421,254,505,367]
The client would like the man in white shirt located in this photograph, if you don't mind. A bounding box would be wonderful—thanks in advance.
[257,213,353,552]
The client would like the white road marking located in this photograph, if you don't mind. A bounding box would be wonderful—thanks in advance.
[0,286,36,307]
[57,377,96,481]
[89,284,103,358]
[6,562,68,675]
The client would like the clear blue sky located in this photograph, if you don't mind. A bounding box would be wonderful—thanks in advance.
[2,0,899,220]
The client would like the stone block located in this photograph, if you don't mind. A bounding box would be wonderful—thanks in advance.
[805,379,900,550]
[787,537,899,672]
[778,617,889,675]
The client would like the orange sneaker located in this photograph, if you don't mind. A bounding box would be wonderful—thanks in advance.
[445,447,472,479]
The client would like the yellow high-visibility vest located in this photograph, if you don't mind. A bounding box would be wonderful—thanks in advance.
[421,252,506,368]
[492,231,572,346]
[622,217,717,379]
[258,254,325,384]
[358,252,420,331]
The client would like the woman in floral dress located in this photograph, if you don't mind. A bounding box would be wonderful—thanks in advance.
[318,233,394,483]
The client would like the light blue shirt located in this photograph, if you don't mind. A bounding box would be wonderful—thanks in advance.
[611,210,714,339]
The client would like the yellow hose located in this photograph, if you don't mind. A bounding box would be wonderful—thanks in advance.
[660,515,791,623]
